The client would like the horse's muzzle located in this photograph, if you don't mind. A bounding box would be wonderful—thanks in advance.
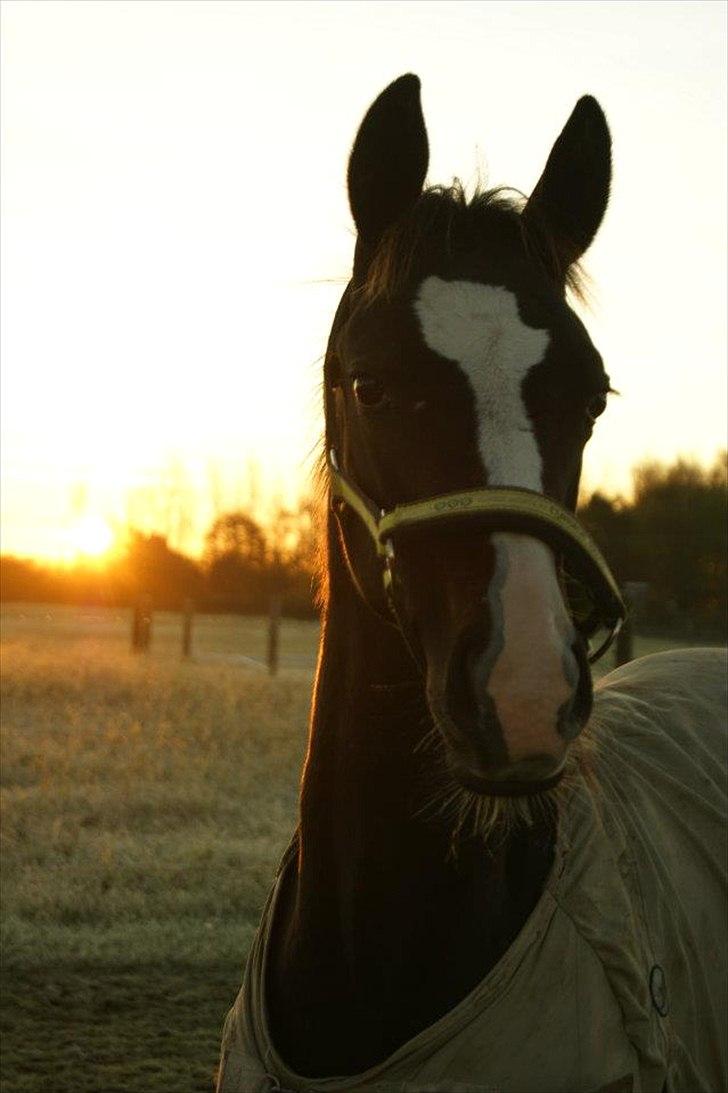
[429,618,593,796]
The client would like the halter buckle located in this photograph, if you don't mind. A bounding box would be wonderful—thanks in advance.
[383,539,395,597]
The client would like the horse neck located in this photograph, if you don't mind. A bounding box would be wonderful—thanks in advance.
[267,523,556,1076]
[297,551,438,928]
[293,521,554,967]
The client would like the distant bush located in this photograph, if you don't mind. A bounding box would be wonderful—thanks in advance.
[579,452,727,639]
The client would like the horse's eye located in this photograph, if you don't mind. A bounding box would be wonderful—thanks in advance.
[586,392,608,422]
[353,375,387,408]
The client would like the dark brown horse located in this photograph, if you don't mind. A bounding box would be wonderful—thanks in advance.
[217,76,727,1093]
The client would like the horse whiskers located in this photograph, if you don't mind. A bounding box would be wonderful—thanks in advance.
[412,761,463,825]
[403,689,605,860]
[455,789,478,837]
[411,720,604,857]
[415,785,463,827]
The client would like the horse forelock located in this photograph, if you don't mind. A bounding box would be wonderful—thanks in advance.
[358,183,588,306]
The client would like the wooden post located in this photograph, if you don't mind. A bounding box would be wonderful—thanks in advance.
[267,593,281,676]
[131,593,152,653]
[614,586,633,667]
[182,598,194,659]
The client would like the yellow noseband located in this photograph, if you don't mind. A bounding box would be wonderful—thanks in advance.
[329,449,626,664]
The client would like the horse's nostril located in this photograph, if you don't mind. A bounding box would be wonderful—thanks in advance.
[446,639,484,701]
[441,623,594,772]
[443,622,510,762]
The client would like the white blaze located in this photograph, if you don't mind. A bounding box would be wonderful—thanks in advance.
[415,278,547,490]
[414,277,576,758]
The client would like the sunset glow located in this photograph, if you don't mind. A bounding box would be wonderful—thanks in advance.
[1,1,725,563]
[67,516,115,560]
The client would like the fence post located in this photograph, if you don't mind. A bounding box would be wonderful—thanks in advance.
[614,585,634,667]
[182,598,194,659]
[131,593,152,653]
[267,593,282,676]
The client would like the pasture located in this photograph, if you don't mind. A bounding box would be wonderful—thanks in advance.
[0,604,698,1091]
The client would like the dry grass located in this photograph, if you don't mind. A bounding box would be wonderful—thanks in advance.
[0,604,696,1091]
[1,635,310,967]
[1,608,311,1091]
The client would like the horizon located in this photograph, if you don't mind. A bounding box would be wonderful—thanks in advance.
[2,449,725,570]
[2,0,726,563]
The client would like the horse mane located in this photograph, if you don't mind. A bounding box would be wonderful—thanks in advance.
[310,450,331,614]
[361,181,587,304]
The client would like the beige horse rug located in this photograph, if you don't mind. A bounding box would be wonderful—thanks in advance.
[217,648,727,1093]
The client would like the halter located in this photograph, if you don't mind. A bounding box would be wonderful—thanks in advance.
[329,449,625,664]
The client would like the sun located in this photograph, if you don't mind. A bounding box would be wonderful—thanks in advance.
[69,515,115,558]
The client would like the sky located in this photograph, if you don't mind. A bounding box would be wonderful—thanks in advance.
[1,0,726,561]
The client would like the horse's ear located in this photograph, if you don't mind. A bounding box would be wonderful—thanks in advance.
[347,74,429,257]
[523,96,611,272]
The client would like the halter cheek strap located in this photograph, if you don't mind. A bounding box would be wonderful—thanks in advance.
[329,449,626,664]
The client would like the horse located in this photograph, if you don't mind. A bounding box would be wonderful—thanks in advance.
[217,75,727,1093]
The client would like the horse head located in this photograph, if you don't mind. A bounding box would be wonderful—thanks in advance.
[326,75,615,797]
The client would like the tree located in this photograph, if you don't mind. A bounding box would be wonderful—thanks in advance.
[578,491,634,581]
[204,512,267,568]
[116,531,203,610]
[265,498,321,615]
[628,453,727,634]
[204,512,269,612]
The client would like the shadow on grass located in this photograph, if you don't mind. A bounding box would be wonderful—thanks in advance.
[1,963,242,1093]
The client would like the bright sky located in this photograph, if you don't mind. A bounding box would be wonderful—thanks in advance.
[1,0,726,560]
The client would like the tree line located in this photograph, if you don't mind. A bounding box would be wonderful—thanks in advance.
[1,454,725,638]
[0,500,319,619]
[579,453,726,639]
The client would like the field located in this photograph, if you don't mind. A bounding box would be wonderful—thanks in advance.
[0,603,702,1092]
[1,605,315,1093]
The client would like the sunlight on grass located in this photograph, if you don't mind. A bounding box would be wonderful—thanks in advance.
[0,608,692,970]
[0,607,701,1091]
[1,637,309,967]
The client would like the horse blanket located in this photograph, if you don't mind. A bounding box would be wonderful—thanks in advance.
[217,648,727,1093]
